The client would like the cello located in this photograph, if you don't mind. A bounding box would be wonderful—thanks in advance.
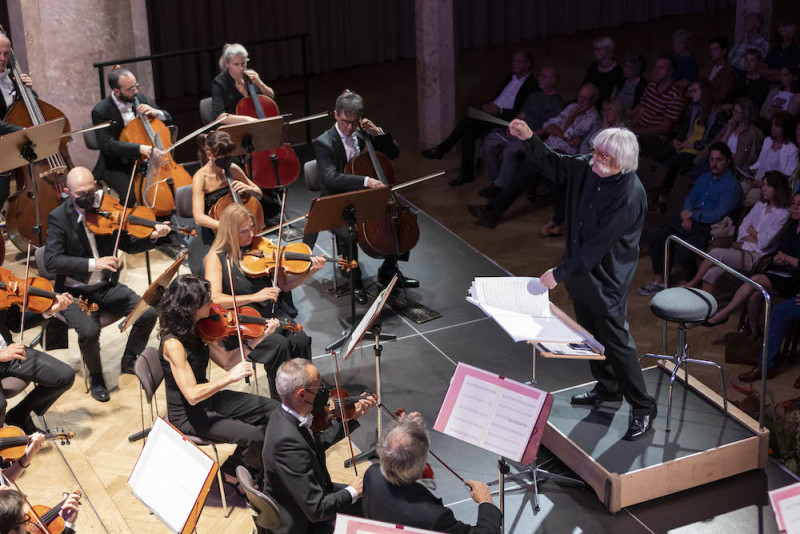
[119,95,192,216]
[2,32,72,251]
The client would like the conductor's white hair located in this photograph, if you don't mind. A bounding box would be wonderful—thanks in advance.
[591,127,639,174]
[219,43,248,72]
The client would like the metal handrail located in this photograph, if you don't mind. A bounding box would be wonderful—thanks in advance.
[663,235,770,429]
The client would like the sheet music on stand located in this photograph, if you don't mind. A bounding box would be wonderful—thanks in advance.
[342,275,398,360]
[769,480,800,534]
[334,514,444,533]
[128,417,218,533]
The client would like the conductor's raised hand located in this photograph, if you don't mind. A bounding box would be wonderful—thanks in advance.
[540,268,557,290]
[509,119,533,141]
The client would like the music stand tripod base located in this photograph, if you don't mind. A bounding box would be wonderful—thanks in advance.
[490,456,584,514]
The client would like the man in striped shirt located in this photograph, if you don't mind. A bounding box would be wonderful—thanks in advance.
[630,56,686,156]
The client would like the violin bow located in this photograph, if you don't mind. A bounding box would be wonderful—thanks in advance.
[18,243,33,349]
[226,255,251,386]
[163,116,226,155]
[389,171,447,193]
[107,162,139,283]
[256,213,308,238]
[330,350,359,477]
[270,187,290,315]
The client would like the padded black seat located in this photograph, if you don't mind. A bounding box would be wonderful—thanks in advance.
[649,287,717,324]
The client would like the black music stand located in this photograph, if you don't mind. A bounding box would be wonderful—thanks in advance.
[304,187,392,352]
[0,118,66,246]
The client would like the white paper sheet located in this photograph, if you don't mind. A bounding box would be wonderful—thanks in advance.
[780,494,800,534]
[471,277,551,317]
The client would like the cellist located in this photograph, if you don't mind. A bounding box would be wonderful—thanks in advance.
[313,90,417,305]
[0,31,31,216]
[91,66,171,205]
[211,43,275,126]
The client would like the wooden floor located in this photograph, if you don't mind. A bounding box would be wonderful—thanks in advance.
[2,243,368,533]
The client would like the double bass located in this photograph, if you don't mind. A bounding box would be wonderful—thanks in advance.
[119,96,192,216]
[3,35,72,251]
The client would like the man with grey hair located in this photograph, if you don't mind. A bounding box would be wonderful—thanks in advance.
[262,358,376,534]
[504,122,657,441]
[363,413,502,533]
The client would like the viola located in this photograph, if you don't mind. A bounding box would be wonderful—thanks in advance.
[196,304,301,343]
[208,167,265,230]
[0,426,74,463]
[85,193,196,239]
[0,266,95,315]
[234,77,300,189]
[240,236,356,278]
[119,95,192,216]
[310,387,376,433]
[24,491,81,534]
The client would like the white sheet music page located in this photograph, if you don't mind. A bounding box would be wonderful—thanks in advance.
[472,277,551,317]
[441,374,543,462]
[129,417,215,532]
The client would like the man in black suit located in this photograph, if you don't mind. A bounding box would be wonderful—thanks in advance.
[262,358,376,534]
[44,167,170,402]
[422,50,537,186]
[312,89,413,304]
[363,413,502,533]
[91,67,171,205]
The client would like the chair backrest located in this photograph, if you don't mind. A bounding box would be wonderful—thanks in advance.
[1,377,29,400]
[135,347,164,405]
[34,246,54,280]
[303,160,320,192]
[175,185,194,218]
[199,97,214,125]
[83,121,100,151]
[236,465,281,530]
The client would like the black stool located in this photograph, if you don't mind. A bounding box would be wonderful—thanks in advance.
[642,287,728,432]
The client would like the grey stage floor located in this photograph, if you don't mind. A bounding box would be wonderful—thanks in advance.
[273,173,797,533]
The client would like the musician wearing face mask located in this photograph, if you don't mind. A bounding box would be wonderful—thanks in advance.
[44,167,171,403]
[91,66,172,206]
[262,358,375,534]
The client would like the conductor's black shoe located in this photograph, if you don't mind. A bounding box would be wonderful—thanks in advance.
[90,374,110,403]
[623,413,655,441]
[570,389,623,405]
[120,354,137,375]
[353,285,368,305]
[421,146,446,160]
[467,204,500,229]
[449,174,474,187]
[478,184,501,200]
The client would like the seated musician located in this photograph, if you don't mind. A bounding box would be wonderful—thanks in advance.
[188,130,262,276]
[91,66,172,205]
[204,205,324,399]
[363,413,502,534]
[314,90,415,305]
[0,489,80,534]
[262,358,376,534]
[0,30,32,213]
[159,274,280,482]
[0,294,75,434]
[211,43,275,126]
[44,167,171,403]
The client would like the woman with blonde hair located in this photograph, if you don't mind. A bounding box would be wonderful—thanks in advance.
[211,43,275,125]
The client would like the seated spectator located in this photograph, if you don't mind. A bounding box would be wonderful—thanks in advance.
[638,142,741,295]
[582,37,624,107]
[668,28,700,85]
[684,171,790,293]
[763,22,800,82]
[651,79,727,188]
[731,48,770,111]
[692,98,763,182]
[728,12,770,74]
[629,56,687,155]
[746,112,798,204]
[760,66,800,122]
[702,192,800,340]
[705,36,736,104]
[611,52,648,110]
[580,97,627,154]
[421,51,537,187]
[480,66,564,199]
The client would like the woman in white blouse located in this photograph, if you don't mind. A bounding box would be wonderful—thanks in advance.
[746,112,798,204]
[684,170,791,294]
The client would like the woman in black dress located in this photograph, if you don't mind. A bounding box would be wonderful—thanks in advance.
[212,42,275,125]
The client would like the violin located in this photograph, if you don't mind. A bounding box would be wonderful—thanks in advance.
[24,491,81,534]
[346,128,420,258]
[85,193,196,239]
[234,77,300,189]
[0,266,95,315]
[310,387,376,433]
[119,95,192,216]
[196,304,301,343]
[208,166,265,230]
[240,236,357,278]
[0,426,74,462]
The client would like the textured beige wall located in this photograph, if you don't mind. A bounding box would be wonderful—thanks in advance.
[9,0,153,168]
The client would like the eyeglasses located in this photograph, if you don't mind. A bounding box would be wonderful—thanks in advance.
[591,147,615,163]
[338,117,360,127]
[121,82,140,92]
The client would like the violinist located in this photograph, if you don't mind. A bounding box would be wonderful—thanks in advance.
[0,489,81,534]
[159,275,279,484]
[362,413,502,534]
[91,66,172,205]
[44,167,171,403]
[314,90,416,305]
[0,433,45,487]
[262,358,375,534]
[203,205,324,399]
[211,43,275,125]
[188,130,262,276]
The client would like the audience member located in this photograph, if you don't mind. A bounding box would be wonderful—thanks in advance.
[638,142,741,295]
[705,36,736,104]
[421,51,537,187]
[760,66,800,122]
[582,37,624,107]
[731,49,770,111]
[611,52,648,110]
[668,28,700,85]
[747,112,798,204]
[629,56,686,155]
[580,97,627,154]
[763,22,800,82]
[728,12,769,73]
